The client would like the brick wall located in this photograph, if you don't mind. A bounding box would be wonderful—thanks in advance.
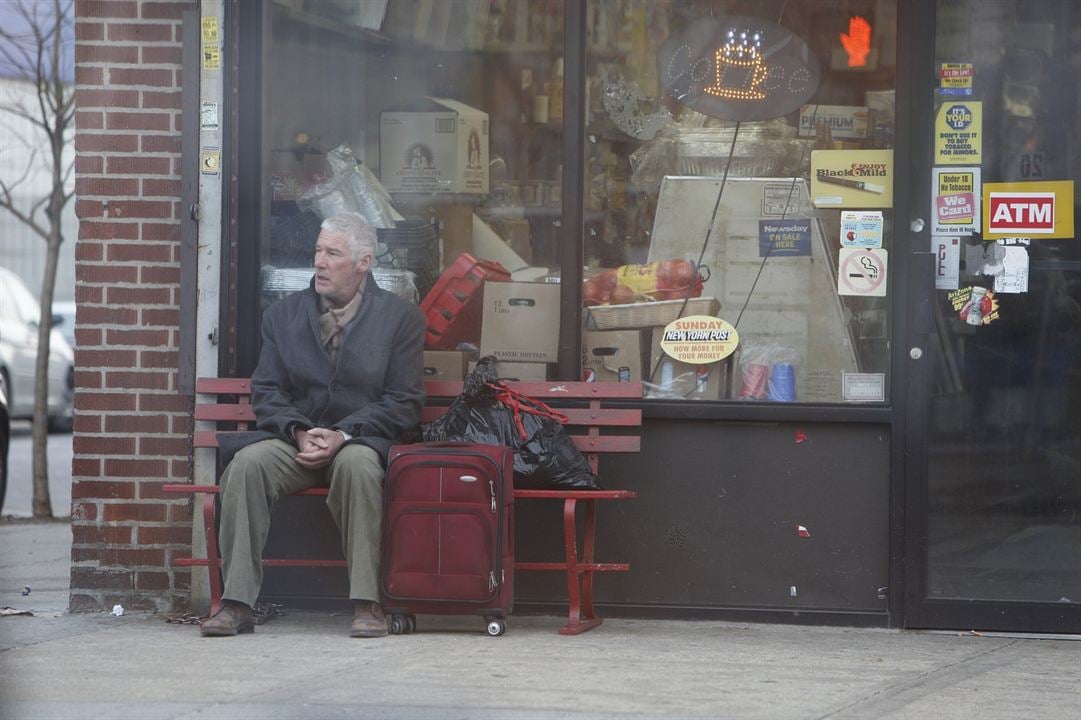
[72,0,197,612]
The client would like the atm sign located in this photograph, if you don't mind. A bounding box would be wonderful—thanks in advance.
[988,192,1055,234]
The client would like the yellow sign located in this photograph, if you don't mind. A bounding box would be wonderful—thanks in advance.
[935,101,982,164]
[982,180,1075,240]
[201,17,218,43]
[659,315,739,365]
[810,149,893,208]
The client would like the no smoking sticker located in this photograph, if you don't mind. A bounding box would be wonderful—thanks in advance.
[837,248,888,297]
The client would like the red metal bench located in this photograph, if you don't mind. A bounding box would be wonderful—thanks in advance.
[164,377,642,635]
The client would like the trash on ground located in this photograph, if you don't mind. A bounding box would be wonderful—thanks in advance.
[21,586,31,596]
[0,607,33,617]
[111,604,124,617]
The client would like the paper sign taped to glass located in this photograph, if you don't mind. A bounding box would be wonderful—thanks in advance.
[932,167,981,235]
[810,150,894,208]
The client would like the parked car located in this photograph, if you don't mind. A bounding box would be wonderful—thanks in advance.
[52,300,77,348]
[0,373,9,512]
[0,267,75,433]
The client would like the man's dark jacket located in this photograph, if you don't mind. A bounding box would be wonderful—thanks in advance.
[218,274,426,467]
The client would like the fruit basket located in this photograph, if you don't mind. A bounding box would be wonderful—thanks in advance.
[585,297,720,330]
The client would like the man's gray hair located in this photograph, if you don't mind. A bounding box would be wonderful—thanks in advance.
[321,212,377,262]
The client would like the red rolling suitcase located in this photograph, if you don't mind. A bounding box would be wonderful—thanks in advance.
[381,441,514,636]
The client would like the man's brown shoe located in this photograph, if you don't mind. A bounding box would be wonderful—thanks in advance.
[350,600,388,638]
[200,601,255,637]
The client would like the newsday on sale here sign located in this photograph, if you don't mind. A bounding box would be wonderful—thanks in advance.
[982,180,1074,240]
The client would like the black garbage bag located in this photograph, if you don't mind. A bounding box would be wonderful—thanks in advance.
[422,357,601,490]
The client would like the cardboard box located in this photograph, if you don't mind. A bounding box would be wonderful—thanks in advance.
[582,330,644,382]
[645,327,728,400]
[422,350,471,381]
[380,97,489,194]
[468,360,549,381]
[480,281,560,362]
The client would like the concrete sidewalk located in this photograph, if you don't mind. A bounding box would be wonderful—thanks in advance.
[1,520,1079,720]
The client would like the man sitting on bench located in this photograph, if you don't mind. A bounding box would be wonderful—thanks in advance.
[200,211,425,638]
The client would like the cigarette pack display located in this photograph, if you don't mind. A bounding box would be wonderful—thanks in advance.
[420,253,511,350]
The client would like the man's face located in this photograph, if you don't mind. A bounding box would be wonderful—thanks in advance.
[313,230,370,308]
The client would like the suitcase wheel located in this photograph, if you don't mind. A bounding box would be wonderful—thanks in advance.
[389,614,416,635]
[485,618,506,637]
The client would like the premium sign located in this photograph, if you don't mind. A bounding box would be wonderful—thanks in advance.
[982,180,1075,239]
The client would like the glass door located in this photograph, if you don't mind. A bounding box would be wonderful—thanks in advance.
[904,0,1081,633]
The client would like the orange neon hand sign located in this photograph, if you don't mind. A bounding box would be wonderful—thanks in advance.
[840,16,872,67]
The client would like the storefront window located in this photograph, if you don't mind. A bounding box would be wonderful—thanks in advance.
[257,1,896,401]
[583,0,897,402]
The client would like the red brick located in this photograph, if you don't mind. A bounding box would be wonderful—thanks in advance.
[79,44,140,64]
[75,21,105,41]
[76,176,138,196]
[107,286,172,305]
[74,372,103,391]
[141,179,181,197]
[137,524,191,545]
[139,350,179,369]
[71,479,136,500]
[73,435,138,455]
[77,264,139,283]
[77,1,139,18]
[72,524,134,546]
[77,348,138,367]
[107,111,171,132]
[107,156,171,175]
[140,436,188,456]
[78,305,137,324]
[142,308,179,326]
[103,502,167,522]
[105,414,169,434]
[107,328,170,346]
[108,243,172,263]
[75,392,137,412]
[75,155,104,174]
[70,566,133,590]
[173,569,190,590]
[93,547,166,567]
[75,285,103,304]
[140,265,179,284]
[75,328,103,346]
[138,393,190,412]
[141,45,183,64]
[106,199,173,219]
[76,66,104,85]
[105,371,171,390]
[76,111,104,130]
[142,90,181,110]
[171,415,191,435]
[141,2,190,20]
[72,503,99,521]
[135,571,171,590]
[141,222,180,241]
[73,414,102,434]
[140,134,181,153]
[80,222,140,240]
[76,241,104,261]
[168,500,192,522]
[72,458,102,477]
[106,23,174,44]
[75,198,105,219]
[76,132,139,153]
[77,88,140,109]
[138,482,187,502]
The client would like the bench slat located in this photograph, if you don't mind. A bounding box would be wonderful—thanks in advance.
[196,377,252,394]
[195,405,257,422]
[425,380,643,400]
[419,406,641,427]
[196,430,640,454]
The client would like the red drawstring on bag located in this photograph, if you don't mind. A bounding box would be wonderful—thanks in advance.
[487,382,569,441]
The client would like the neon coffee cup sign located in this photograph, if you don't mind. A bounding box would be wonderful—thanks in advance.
[657,16,820,122]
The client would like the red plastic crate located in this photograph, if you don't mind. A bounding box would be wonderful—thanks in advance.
[420,253,510,350]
